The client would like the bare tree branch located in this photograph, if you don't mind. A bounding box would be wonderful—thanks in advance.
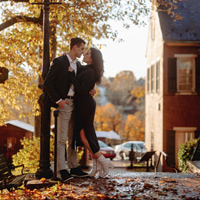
[0,9,43,31]
[0,0,29,2]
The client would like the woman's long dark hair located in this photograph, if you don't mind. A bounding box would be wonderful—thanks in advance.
[90,47,104,84]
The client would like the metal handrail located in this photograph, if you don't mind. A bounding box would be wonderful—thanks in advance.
[154,151,178,173]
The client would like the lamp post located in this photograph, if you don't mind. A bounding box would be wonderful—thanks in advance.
[0,67,9,84]
[31,0,61,179]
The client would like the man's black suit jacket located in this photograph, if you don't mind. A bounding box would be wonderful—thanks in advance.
[43,55,82,107]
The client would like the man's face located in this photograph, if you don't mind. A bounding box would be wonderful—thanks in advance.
[75,43,85,58]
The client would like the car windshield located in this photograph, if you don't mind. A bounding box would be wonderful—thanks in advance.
[124,143,138,149]
[98,141,108,148]
[138,143,145,149]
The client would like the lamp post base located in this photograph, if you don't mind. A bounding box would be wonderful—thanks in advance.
[36,166,53,179]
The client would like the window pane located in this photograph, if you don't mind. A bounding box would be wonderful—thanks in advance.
[179,85,192,90]
[177,57,194,92]
[151,65,154,93]
[156,61,160,93]
[179,69,192,75]
[179,60,192,75]
[179,76,192,84]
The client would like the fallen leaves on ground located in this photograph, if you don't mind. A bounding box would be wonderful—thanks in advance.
[0,175,200,199]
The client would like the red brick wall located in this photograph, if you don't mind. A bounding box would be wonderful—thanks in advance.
[162,44,200,171]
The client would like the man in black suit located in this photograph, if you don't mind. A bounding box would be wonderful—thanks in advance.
[43,38,91,182]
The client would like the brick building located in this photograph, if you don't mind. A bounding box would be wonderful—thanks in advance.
[145,0,200,171]
[0,120,34,164]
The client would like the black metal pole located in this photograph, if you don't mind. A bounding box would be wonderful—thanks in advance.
[36,0,53,179]
[52,110,59,180]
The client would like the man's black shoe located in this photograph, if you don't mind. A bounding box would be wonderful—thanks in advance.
[70,166,88,177]
[60,169,73,182]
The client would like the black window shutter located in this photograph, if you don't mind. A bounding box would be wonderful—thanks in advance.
[195,130,200,139]
[166,130,175,166]
[168,58,177,93]
[195,57,200,93]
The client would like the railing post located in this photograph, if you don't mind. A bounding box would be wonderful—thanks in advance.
[52,110,59,180]
[128,144,135,169]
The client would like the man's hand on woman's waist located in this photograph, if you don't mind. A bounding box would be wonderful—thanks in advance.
[58,99,69,108]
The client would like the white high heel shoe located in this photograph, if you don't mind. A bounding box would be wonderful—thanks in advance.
[97,155,114,177]
[88,159,102,177]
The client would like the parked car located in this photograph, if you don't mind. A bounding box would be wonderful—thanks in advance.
[115,141,146,160]
[98,140,116,160]
[89,140,116,160]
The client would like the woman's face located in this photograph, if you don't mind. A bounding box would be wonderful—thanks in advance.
[83,49,92,65]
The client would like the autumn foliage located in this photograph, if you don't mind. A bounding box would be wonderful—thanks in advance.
[95,103,122,133]
[12,136,55,173]
[178,139,197,172]
[123,115,144,141]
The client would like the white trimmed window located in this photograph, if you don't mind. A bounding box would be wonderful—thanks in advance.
[151,64,154,93]
[175,54,197,93]
[156,60,160,93]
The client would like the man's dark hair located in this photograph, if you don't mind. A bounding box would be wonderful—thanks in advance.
[70,37,86,50]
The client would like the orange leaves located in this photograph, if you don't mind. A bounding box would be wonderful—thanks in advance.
[161,178,176,183]
[0,175,200,199]
[153,0,184,22]
[124,114,144,141]
[40,178,47,183]
[131,86,145,102]
[87,185,94,190]
[95,103,122,132]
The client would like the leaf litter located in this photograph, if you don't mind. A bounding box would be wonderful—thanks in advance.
[0,174,200,199]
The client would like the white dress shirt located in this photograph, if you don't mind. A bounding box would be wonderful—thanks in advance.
[66,54,77,96]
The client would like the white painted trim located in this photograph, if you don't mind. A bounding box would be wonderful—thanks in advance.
[174,54,197,58]
[173,127,197,131]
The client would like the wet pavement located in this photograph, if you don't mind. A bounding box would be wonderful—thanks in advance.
[76,158,200,199]
[22,171,200,199]
[70,171,200,199]
[1,158,200,199]
[26,159,200,199]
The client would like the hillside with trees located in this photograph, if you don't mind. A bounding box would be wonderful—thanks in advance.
[94,70,145,141]
[105,71,145,118]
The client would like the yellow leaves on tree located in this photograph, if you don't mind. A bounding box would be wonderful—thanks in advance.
[123,114,144,141]
[0,0,149,125]
[95,103,122,133]
[12,136,54,174]
[0,22,43,125]
[131,86,145,103]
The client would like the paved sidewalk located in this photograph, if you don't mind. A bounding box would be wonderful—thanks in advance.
[17,159,198,200]
[23,171,200,199]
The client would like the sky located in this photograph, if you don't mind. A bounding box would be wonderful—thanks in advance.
[94,23,149,80]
